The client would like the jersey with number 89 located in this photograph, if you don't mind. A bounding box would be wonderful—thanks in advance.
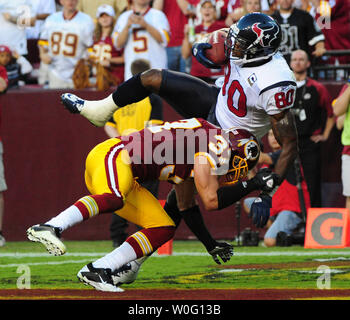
[215,52,296,139]
[121,118,231,184]
[39,11,94,82]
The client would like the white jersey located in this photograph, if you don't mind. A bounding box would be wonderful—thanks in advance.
[0,0,34,55]
[26,0,56,39]
[40,11,94,82]
[113,8,170,80]
[215,53,297,139]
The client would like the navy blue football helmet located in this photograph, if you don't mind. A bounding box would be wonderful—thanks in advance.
[225,12,282,65]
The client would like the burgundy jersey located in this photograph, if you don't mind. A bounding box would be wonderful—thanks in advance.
[315,0,350,64]
[92,36,124,84]
[162,0,188,47]
[121,118,231,184]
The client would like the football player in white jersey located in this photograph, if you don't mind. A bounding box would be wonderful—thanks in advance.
[60,12,297,284]
[112,0,170,80]
[38,0,94,88]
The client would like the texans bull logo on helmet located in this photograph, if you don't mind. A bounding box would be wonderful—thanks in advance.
[251,22,280,48]
[225,12,282,64]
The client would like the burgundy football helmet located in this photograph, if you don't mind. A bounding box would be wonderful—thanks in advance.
[223,127,260,184]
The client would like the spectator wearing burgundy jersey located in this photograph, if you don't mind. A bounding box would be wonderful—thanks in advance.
[225,0,262,25]
[214,0,230,24]
[153,0,195,73]
[181,0,226,84]
[290,49,335,207]
[90,4,124,85]
[312,0,350,66]
[194,0,231,25]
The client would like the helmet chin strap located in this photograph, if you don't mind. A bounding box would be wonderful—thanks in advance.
[231,53,274,67]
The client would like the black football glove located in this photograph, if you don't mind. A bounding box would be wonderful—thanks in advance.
[250,168,280,193]
[208,241,234,264]
[249,193,272,228]
[192,42,221,69]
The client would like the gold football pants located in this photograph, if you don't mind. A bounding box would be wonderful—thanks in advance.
[84,138,175,229]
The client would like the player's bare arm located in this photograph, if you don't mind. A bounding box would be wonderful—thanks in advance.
[248,109,298,229]
[173,180,197,211]
[191,154,279,262]
[184,155,233,264]
[194,155,280,211]
[270,109,298,182]
[193,155,220,211]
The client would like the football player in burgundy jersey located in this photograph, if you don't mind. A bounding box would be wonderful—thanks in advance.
[61,12,298,231]
[61,12,297,286]
[27,118,277,292]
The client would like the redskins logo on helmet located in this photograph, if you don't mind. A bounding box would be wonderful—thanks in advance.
[238,138,260,161]
[221,128,260,185]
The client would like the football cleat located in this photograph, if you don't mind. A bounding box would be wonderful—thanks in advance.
[111,260,141,286]
[60,93,85,114]
[26,224,66,256]
[77,263,124,292]
[60,93,116,127]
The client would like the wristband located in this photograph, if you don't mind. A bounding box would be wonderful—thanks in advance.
[217,179,258,210]
[267,185,279,197]
[180,205,216,251]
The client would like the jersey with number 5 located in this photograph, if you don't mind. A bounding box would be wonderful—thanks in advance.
[39,11,94,82]
[215,52,296,139]
[122,118,231,184]
[113,8,170,80]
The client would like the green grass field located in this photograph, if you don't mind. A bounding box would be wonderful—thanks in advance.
[1,240,350,291]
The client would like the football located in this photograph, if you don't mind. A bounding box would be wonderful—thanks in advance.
[204,29,229,66]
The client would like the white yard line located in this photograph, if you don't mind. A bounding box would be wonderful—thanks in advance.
[0,259,92,268]
[1,250,350,258]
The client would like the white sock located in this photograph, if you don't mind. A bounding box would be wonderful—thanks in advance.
[81,94,119,127]
[45,205,83,232]
[93,242,137,271]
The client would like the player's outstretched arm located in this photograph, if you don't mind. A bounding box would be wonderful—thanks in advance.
[193,155,220,211]
[249,110,298,229]
[194,156,279,212]
[269,109,298,181]
[191,156,278,263]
